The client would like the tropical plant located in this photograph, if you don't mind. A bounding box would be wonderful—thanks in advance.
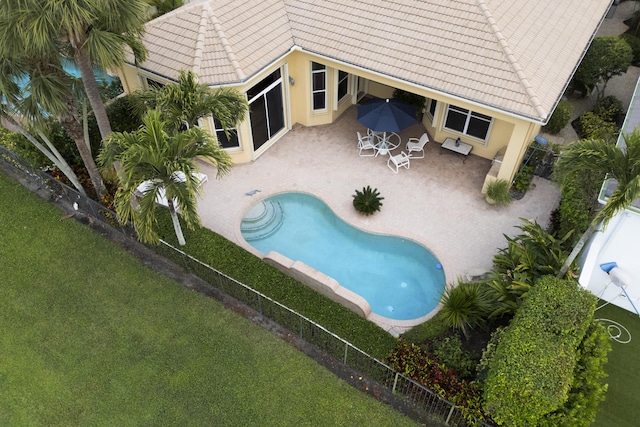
[0,116,86,195]
[484,178,512,206]
[439,282,491,338]
[387,340,492,425]
[352,186,384,215]
[544,100,574,135]
[132,70,248,134]
[98,110,232,245]
[0,0,149,142]
[0,54,106,196]
[149,0,184,19]
[554,129,640,278]
[485,219,574,316]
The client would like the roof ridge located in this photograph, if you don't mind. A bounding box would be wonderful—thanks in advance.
[207,5,246,81]
[191,3,210,76]
[476,0,547,120]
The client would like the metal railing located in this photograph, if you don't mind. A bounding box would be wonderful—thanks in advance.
[0,143,491,427]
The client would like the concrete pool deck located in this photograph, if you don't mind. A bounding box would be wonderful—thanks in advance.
[195,106,561,335]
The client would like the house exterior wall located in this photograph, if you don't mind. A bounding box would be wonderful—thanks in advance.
[118,48,540,183]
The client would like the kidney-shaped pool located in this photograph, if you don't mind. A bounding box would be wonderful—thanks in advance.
[240,192,445,321]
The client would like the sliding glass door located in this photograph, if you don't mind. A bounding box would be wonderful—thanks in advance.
[247,69,285,152]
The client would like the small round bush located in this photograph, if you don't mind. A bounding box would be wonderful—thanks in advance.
[593,95,624,123]
[621,33,640,65]
[543,100,574,135]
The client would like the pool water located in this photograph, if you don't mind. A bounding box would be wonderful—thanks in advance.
[16,59,116,91]
[241,192,445,320]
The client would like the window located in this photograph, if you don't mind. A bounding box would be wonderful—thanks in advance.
[311,62,326,110]
[428,99,437,117]
[145,77,164,90]
[337,70,349,101]
[213,118,239,149]
[444,105,492,141]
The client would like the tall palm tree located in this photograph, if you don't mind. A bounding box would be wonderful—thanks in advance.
[99,110,232,246]
[133,70,248,134]
[554,129,640,278]
[0,55,106,196]
[0,0,148,141]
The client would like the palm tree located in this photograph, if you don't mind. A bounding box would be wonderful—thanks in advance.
[99,110,232,246]
[554,129,640,278]
[133,70,248,134]
[0,0,148,141]
[0,55,106,196]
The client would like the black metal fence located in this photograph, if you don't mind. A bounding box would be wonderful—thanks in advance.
[0,143,491,427]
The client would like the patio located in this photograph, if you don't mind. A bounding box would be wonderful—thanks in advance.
[196,105,560,304]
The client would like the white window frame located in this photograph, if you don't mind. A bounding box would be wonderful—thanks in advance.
[443,105,493,142]
[212,117,239,149]
[311,62,327,111]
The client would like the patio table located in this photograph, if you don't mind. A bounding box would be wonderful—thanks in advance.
[440,137,472,163]
[371,131,400,156]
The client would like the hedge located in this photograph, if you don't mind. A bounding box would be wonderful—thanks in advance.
[153,211,398,359]
[483,276,597,426]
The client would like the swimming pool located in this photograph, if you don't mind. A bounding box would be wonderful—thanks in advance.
[240,192,445,320]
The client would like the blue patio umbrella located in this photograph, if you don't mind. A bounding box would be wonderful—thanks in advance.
[357,98,417,133]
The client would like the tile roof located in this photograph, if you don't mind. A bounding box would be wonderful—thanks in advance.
[132,0,611,122]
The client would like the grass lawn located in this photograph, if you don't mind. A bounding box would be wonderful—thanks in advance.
[0,171,417,426]
[593,303,640,427]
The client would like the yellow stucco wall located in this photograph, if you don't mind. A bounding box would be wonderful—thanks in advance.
[118,49,541,183]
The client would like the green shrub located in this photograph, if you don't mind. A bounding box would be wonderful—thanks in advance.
[512,164,534,193]
[352,186,383,215]
[621,33,640,64]
[400,311,450,343]
[483,276,597,426]
[593,95,624,123]
[550,169,604,249]
[392,89,426,117]
[475,326,506,382]
[578,111,618,140]
[427,334,477,380]
[107,94,144,133]
[538,320,611,427]
[544,100,574,134]
[152,211,398,359]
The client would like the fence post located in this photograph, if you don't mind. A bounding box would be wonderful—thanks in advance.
[392,372,399,393]
[445,404,456,425]
[343,342,348,364]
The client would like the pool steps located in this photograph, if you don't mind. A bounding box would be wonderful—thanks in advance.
[240,200,284,241]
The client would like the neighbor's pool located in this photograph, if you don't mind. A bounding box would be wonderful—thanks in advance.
[240,192,445,320]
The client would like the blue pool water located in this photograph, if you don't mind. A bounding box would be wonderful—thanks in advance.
[240,192,446,320]
[16,59,116,90]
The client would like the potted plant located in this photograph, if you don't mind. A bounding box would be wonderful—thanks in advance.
[485,179,512,206]
[353,186,384,215]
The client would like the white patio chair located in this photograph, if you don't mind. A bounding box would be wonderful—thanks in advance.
[387,151,410,173]
[405,133,429,158]
[357,131,377,157]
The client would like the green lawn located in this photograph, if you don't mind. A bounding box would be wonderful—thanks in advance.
[593,303,640,427]
[0,171,416,426]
